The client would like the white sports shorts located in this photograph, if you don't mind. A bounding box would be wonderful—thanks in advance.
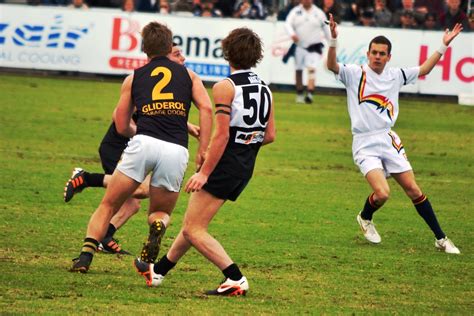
[116,134,189,192]
[352,130,412,177]
[295,46,322,70]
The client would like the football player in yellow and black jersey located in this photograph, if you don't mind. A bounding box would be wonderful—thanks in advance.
[134,28,276,296]
[63,45,200,256]
[70,22,213,273]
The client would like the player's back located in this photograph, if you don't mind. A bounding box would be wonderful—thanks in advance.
[217,70,272,179]
[132,57,193,148]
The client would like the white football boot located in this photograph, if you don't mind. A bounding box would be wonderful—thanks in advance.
[206,276,249,296]
[357,212,382,244]
[435,237,460,254]
[134,258,165,287]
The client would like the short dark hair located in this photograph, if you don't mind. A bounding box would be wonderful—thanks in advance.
[221,28,263,70]
[141,22,172,58]
[368,35,392,55]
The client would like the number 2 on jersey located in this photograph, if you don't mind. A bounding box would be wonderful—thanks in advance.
[151,67,174,100]
[242,85,271,126]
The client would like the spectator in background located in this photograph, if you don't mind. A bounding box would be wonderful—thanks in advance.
[423,12,440,30]
[469,10,474,31]
[194,0,223,16]
[374,0,392,27]
[136,0,158,12]
[159,0,171,13]
[439,0,469,30]
[319,0,342,23]
[122,0,135,11]
[339,0,359,22]
[277,0,299,21]
[233,0,267,19]
[414,0,444,16]
[357,7,377,26]
[215,0,237,17]
[68,0,89,9]
[392,0,414,27]
[399,9,418,28]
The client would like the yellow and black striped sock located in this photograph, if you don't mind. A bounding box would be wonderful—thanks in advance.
[81,237,99,256]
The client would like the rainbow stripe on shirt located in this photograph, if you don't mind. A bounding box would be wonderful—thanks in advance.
[357,69,394,120]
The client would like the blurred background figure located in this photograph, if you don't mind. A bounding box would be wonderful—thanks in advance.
[233,0,267,19]
[392,0,414,27]
[399,9,418,28]
[68,0,89,9]
[159,0,171,13]
[358,7,376,26]
[285,0,330,104]
[422,12,440,30]
[136,0,158,12]
[374,0,392,27]
[122,0,135,11]
[193,0,223,16]
[277,0,300,21]
[214,0,237,17]
[439,0,469,30]
[319,0,342,23]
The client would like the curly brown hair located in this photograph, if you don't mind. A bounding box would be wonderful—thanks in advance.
[221,28,263,70]
[141,22,173,58]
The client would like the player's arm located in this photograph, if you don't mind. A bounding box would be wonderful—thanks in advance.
[188,69,213,170]
[419,23,463,77]
[262,98,276,146]
[184,80,233,193]
[284,9,298,43]
[326,13,340,74]
[114,74,136,138]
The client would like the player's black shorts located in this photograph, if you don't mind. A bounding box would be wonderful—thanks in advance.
[98,142,126,175]
[203,168,250,201]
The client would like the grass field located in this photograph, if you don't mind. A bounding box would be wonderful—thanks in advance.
[0,73,473,314]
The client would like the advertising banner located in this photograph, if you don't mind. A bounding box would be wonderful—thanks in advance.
[1,4,472,96]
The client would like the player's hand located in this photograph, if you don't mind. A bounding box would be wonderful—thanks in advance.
[291,34,299,43]
[443,23,463,46]
[187,123,200,139]
[329,13,338,39]
[184,172,208,193]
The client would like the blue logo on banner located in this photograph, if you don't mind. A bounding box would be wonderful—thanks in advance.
[185,62,230,77]
[1,15,89,49]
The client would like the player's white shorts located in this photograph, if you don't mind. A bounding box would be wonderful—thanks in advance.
[295,46,322,70]
[116,134,189,192]
[352,130,412,177]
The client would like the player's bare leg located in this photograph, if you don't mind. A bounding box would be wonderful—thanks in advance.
[70,170,140,272]
[295,70,304,103]
[181,190,230,269]
[305,67,316,104]
[356,169,389,243]
[139,186,179,263]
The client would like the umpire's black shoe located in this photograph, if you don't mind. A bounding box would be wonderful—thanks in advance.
[64,168,87,202]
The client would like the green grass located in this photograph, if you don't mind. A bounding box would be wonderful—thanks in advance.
[0,74,473,314]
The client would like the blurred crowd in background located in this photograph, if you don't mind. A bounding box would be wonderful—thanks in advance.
[1,0,473,31]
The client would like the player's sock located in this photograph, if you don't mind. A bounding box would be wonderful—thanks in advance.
[413,194,445,240]
[80,237,99,258]
[154,254,176,276]
[222,263,243,282]
[104,223,117,240]
[82,172,105,188]
[360,193,382,220]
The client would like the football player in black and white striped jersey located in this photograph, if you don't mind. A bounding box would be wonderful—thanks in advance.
[134,27,276,295]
